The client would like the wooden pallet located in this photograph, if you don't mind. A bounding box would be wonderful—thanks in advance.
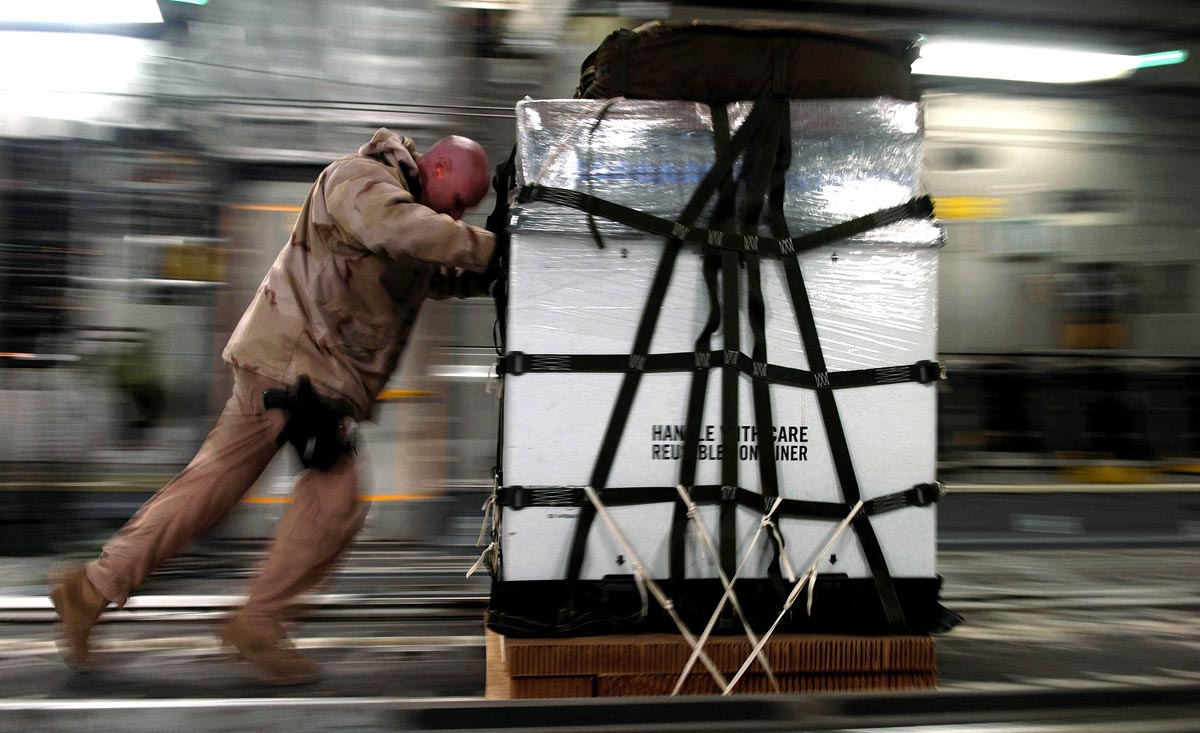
[485,629,937,699]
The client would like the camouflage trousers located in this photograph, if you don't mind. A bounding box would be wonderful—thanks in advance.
[87,367,368,628]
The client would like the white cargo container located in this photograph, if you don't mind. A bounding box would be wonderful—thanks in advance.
[490,98,945,633]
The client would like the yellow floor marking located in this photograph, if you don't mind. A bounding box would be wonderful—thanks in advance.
[228,203,302,212]
[376,389,438,401]
[240,493,433,504]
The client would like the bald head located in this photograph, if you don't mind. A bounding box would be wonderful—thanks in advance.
[417,135,491,220]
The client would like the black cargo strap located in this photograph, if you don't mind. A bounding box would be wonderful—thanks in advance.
[671,104,733,583]
[563,99,780,588]
[583,100,621,250]
[486,145,517,344]
[761,97,905,629]
[517,183,933,257]
[487,146,518,496]
[499,482,944,516]
[499,350,944,389]
[671,253,723,581]
[717,178,746,579]
[743,107,787,594]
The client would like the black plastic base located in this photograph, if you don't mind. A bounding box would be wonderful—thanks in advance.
[487,576,959,638]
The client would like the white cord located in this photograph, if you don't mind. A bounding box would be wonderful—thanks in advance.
[763,513,798,583]
[467,479,501,578]
[485,359,503,398]
[673,495,785,693]
[581,485,729,691]
[669,485,780,695]
[467,541,495,578]
[722,500,865,695]
[475,493,495,548]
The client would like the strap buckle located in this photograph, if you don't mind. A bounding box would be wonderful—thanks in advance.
[915,360,946,384]
[911,482,944,507]
[503,351,527,377]
[501,485,529,510]
[517,184,540,204]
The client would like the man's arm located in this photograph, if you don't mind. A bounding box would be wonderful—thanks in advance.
[324,158,495,272]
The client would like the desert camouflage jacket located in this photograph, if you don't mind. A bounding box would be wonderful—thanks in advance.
[223,128,496,419]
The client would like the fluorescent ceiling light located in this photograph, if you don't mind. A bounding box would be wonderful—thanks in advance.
[913,40,1188,84]
[0,31,149,120]
[0,32,148,91]
[0,0,163,24]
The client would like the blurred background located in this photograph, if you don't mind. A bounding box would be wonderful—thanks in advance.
[0,0,1198,722]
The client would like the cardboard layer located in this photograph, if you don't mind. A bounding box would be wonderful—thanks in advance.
[488,629,935,677]
[595,671,938,697]
[486,629,937,699]
[486,629,564,701]
[499,671,936,699]
[505,676,597,699]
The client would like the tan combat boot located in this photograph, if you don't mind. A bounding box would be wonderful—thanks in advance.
[218,614,318,686]
[48,563,108,669]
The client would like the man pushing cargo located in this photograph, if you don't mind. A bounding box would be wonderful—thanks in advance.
[48,129,497,685]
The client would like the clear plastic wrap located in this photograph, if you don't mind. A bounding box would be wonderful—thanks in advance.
[501,97,942,583]
[506,233,936,371]
[514,98,942,248]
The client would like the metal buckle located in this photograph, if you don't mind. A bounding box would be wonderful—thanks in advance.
[916,360,946,384]
[506,485,528,510]
[519,184,541,204]
[505,351,527,377]
[911,482,944,507]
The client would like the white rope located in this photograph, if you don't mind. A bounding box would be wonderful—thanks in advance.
[722,499,865,695]
[630,555,650,621]
[669,485,780,695]
[763,513,797,583]
[466,541,495,578]
[467,485,500,578]
[581,484,729,691]
[673,495,785,694]
[485,359,503,398]
[475,493,495,548]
